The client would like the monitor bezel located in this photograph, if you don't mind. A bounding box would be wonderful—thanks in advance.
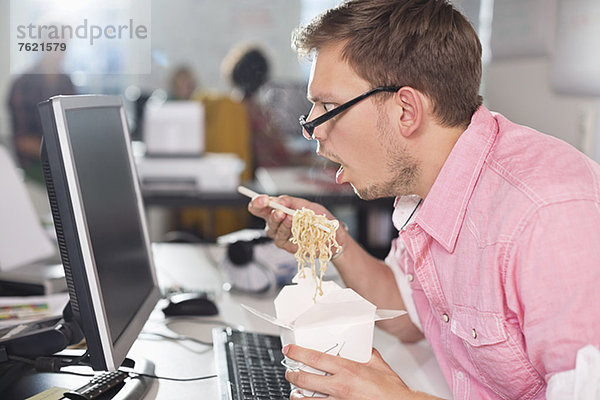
[41,94,160,370]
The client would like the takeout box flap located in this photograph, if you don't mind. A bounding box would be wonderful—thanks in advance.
[241,304,293,330]
[375,309,408,321]
[245,304,407,330]
[245,268,407,331]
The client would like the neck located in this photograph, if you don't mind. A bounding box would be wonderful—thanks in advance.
[414,123,466,199]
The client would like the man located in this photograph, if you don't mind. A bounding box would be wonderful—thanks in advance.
[248,0,600,399]
[8,44,75,184]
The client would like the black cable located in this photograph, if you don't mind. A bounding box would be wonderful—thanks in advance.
[8,354,66,373]
[141,316,242,345]
[7,354,94,378]
[163,317,230,325]
[55,370,95,378]
[7,350,91,373]
[400,198,423,230]
[7,354,35,366]
[7,354,216,381]
[138,331,213,346]
[121,368,218,382]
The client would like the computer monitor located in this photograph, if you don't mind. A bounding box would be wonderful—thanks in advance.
[38,95,161,371]
[143,100,204,156]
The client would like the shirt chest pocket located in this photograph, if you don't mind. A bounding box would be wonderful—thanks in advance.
[450,306,544,400]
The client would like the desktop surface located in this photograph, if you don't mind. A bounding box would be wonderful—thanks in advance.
[1,243,451,399]
[130,243,452,399]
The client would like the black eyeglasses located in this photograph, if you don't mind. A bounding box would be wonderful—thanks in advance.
[299,86,401,139]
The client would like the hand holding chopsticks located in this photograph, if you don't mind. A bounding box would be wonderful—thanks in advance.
[237,186,297,216]
[237,186,331,233]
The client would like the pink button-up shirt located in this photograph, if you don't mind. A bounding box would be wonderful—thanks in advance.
[386,106,600,399]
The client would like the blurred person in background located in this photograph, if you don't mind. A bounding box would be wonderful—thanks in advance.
[168,65,198,101]
[222,44,307,172]
[7,45,76,184]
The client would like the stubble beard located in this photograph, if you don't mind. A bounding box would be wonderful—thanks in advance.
[354,108,419,200]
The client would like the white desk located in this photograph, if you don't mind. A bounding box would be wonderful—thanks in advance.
[129,243,451,399]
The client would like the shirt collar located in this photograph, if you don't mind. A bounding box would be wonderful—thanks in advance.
[410,105,499,252]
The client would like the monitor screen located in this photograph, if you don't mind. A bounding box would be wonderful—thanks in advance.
[39,95,161,371]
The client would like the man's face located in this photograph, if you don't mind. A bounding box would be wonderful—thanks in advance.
[305,43,419,200]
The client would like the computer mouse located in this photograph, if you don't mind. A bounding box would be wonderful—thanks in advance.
[162,293,219,317]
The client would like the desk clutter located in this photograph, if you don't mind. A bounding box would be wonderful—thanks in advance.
[217,229,298,294]
[142,101,205,157]
[135,97,249,193]
[138,94,253,183]
[135,152,245,192]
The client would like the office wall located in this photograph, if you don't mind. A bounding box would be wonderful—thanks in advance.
[484,58,597,152]
[2,0,599,160]
[483,0,600,159]
[137,0,304,93]
[0,1,306,150]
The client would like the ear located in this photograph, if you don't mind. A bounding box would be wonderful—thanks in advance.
[393,87,423,138]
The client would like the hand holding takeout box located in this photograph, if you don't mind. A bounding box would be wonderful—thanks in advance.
[243,268,406,397]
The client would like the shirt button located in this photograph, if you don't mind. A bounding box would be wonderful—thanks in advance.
[407,273,414,282]
[442,313,449,323]
[457,371,464,380]
[472,329,477,339]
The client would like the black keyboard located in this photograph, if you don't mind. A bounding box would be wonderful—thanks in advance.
[213,328,291,400]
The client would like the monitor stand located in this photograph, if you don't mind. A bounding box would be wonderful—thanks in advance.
[0,355,155,400]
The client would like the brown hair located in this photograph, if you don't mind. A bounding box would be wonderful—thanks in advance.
[292,0,483,127]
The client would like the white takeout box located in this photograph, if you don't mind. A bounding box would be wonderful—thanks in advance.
[243,268,406,396]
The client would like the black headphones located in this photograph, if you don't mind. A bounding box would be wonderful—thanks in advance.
[0,303,84,364]
[226,236,272,267]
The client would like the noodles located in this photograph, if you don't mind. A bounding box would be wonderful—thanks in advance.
[290,207,342,300]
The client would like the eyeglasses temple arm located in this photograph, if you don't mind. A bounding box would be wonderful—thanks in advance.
[301,86,401,130]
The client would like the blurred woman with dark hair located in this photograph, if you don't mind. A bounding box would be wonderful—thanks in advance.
[222,44,293,172]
